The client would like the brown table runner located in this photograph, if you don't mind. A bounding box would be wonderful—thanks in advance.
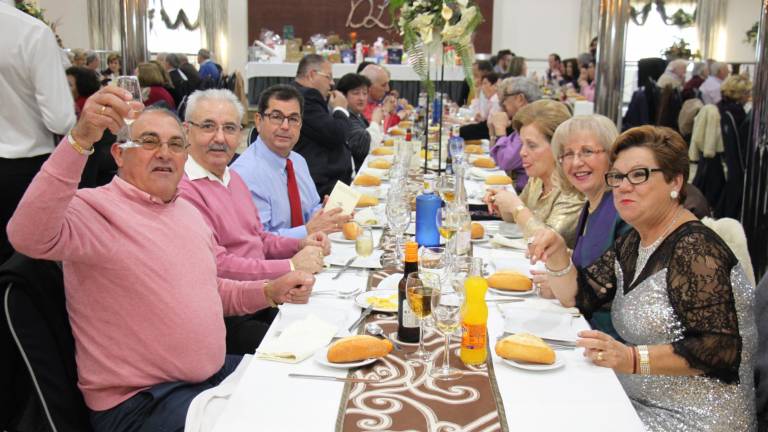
[335,268,509,432]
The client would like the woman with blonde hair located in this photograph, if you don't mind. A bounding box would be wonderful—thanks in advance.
[137,62,176,110]
[485,99,584,247]
[507,56,527,78]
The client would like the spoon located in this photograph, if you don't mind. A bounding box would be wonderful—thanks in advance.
[366,323,403,350]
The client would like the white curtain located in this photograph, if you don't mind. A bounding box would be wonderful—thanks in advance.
[578,0,600,56]
[199,0,229,72]
[696,0,727,60]
[87,0,122,51]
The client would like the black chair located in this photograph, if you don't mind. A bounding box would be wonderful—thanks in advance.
[1,254,93,432]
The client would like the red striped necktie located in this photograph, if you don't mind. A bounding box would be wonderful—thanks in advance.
[285,158,304,227]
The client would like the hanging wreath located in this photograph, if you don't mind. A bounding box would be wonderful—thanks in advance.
[148,0,200,32]
[630,1,695,29]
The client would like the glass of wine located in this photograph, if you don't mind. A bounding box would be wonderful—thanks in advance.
[405,271,437,362]
[436,174,455,204]
[115,76,142,125]
[436,204,461,259]
[355,227,373,258]
[429,281,464,380]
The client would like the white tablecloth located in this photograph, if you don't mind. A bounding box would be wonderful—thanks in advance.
[245,62,467,81]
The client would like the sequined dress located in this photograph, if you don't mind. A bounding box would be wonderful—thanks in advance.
[575,221,756,431]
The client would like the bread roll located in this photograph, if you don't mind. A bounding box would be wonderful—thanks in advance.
[464,139,483,146]
[342,222,361,240]
[470,222,485,239]
[354,174,382,187]
[327,335,393,363]
[473,157,496,168]
[383,138,395,147]
[464,145,484,154]
[372,147,394,156]
[487,271,533,291]
[399,120,413,129]
[368,159,392,169]
[495,333,555,365]
[389,128,406,136]
[485,175,512,185]
[357,195,379,207]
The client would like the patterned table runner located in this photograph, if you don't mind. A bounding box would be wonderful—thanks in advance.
[335,268,509,432]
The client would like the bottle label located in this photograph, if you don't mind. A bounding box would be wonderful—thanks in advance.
[461,323,487,349]
[402,300,418,327]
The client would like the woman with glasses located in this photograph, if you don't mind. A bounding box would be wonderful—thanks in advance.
[528,126,756,431]
[485,99,584,247]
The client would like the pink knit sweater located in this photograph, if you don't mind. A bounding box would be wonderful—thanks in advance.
[7,138,269,411]
[178,169,301,281]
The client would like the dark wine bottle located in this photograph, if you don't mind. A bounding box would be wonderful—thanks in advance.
[397,241,420,343]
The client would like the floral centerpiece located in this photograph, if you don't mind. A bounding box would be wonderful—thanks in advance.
[15,0,48,24]
[661,38,700,61]
[390,0,483,97]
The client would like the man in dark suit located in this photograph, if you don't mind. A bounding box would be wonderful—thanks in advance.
[291,54,352,198]
[163,53,189,107]
[177,53,201,91]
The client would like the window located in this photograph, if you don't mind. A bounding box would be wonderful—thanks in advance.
[147,0,201,57]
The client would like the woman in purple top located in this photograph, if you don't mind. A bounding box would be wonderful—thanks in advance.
[548,114,627,338]
[488,76,542,192]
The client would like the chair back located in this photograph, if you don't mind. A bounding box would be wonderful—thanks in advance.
[701,217,756,286]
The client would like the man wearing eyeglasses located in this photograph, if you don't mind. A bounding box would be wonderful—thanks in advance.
[233,85,351,239]
[178,89,331,353]
[7,86,315,431]
[290,54,353,198]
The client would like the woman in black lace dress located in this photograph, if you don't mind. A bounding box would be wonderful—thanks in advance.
[528,126,756,431]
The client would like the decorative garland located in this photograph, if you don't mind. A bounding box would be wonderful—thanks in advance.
[148,0,200,32]
[630,1,695,28]
[745,22,758,47]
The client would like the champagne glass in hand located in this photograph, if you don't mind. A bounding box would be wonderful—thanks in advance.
[115,76,141,125]
[406,271,437,362]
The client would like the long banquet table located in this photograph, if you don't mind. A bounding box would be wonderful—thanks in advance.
[212,145,645,432]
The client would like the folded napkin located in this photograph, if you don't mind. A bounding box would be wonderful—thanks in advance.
[255,314,338,363]
[354,207,382,226]
[500,302,580,342]
[469,167,506,180]
[490,234,528,250]
[464,181,486,201]
[324,250,384,269]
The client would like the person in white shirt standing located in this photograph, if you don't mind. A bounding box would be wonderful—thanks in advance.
[0,0,76,263]
[699,62,730,105]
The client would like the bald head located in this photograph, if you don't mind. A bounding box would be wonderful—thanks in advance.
[361,64,390,102]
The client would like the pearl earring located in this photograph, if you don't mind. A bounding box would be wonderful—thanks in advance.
[670,190,679,200]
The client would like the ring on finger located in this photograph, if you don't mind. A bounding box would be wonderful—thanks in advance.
[596,351,605,362]
[100,105,107,114]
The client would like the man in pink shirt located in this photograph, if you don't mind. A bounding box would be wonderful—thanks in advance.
[178,88,330,353]
[360,64,401,130]
[7,86,314,432]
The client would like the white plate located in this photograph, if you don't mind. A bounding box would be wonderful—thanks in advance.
[328,232,356,244]
[498,223,523,239]
[355,289,398,313]
[314,345,380,369]
[376,273,402,291]
[488,286,535,297]
[502,352,565,371]
[471,235,489,243]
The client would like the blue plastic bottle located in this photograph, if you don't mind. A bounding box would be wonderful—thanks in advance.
[415,191,441,247]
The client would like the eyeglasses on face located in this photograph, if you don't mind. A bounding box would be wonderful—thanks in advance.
[315,70,333,81]
[188,121,242,135]
[558,147,606,164]
[118,136,188,153]
[261,111,302,128]
[604,167,663,187]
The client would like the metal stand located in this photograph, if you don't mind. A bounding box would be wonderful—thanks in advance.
[422,52,446,174]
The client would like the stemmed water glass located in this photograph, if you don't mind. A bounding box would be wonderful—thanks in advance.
[386,192,411,262]
[429,280,464,380]
[405,271,438,362]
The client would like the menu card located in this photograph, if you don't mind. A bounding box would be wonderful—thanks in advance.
[324,181,361,216]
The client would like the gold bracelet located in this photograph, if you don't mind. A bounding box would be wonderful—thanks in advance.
[637,345,651,375]
[67,132,94,156]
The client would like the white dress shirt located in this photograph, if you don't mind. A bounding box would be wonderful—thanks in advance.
[699,76,723,105]
[0,3,75,159]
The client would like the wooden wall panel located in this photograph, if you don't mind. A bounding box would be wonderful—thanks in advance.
[247,0,493,54]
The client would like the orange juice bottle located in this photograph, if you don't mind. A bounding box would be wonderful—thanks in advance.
[460,257,488,365]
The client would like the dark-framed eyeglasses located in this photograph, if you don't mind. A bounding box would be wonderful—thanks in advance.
[604,167,664,188]
[118,136,188,153]
[558,147,606,164]
[261,111,302,128]
[188,121,242,135]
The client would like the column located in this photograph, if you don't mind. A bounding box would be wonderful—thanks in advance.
[742,0,768,280]
[593,0,630,128]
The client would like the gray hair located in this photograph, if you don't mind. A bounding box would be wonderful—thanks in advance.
[184,89,245,123]
[497,77,541,103]
[692,62,707,77]
[551,114,618,194]
[85,51,99,64]
[166,53,181,69]
[666,59,688,73]
[709,61,727,76]
[296,54,327,78]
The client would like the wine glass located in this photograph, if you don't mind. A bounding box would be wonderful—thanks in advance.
[429,282,464,380]
[386,195,411,262]
[436,204,463,259]
[405,271,437,361]
[419,246,447,287]
[436,174,455,204]
[355,227,373,258]
[115,76,141,125]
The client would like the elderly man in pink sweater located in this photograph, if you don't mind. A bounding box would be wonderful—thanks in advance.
[178,88,330,353]
[7,86,314,432]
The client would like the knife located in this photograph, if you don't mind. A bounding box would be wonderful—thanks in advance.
[348,304,374,332]
[501,332,578,347]
[288,373,379,384]
[332,256,357,280]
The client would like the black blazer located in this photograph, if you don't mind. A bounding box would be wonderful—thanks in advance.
[291,82,352,198]
[168,69,189,106]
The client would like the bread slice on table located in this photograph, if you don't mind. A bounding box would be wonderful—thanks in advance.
[354,173,382,187]
[495,333,555,365]
[485,175,512,185]
[487,271,532,291]
[327,335,393,363]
